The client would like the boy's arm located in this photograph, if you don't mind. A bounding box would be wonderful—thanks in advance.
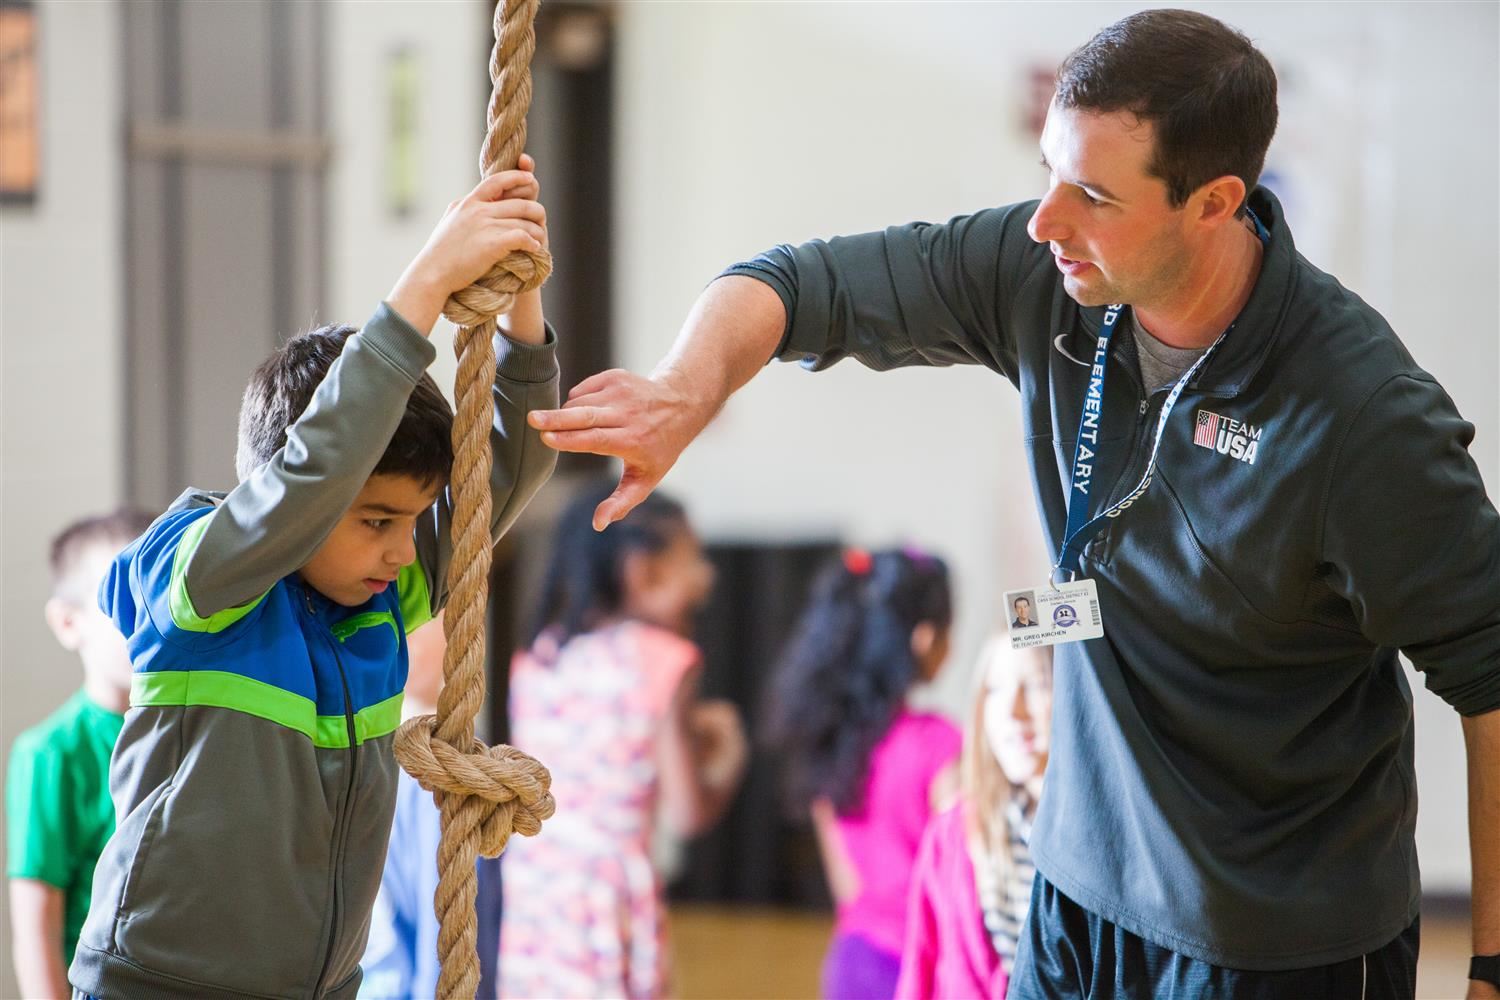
[181,308,439,618]
[180,168,548,620]
[8,879,68,999]
[403,260,559,629]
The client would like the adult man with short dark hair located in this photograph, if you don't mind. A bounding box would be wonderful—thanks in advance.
[531,9,1499,997]
[1011,596,1036,629]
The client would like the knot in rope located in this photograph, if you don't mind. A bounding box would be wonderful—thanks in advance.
[395,713,556,856]
[441,248,552,331]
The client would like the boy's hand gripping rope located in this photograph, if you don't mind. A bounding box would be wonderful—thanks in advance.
[392,2,555,997]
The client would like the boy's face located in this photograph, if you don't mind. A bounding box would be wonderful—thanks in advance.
[300,474,441,607]
[46,543,134,691]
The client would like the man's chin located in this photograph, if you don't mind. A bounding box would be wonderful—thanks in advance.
[1062,273,1119,308]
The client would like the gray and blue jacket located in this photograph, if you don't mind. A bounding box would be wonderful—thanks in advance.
[726,187,1500,970]
[68,305,558,999]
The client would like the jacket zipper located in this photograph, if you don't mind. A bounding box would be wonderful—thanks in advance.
[308,589,361,998]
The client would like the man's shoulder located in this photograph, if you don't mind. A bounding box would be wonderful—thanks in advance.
[1270,255,1427,407]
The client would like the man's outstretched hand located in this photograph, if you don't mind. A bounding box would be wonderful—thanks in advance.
[527,367,712,530]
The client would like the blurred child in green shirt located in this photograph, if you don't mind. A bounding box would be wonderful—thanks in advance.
[7,509,152,998]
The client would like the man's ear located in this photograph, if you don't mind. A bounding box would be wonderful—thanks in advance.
[1194,174,1250,229]
[45,597,82,652]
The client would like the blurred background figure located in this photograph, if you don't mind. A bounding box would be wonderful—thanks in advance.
[360,611,508,1000]
[499,480,747,999]
[897,639,1053,999]
[765,548,960,1000]
[6,509,152,1000]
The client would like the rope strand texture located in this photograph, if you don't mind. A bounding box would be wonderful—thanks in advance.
[392,2,554,997]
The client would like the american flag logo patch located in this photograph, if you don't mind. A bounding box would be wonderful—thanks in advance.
[1193,409,1223,449]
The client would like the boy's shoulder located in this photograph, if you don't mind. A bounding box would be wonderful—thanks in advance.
[107,491,282,642]
[10,691,115,761]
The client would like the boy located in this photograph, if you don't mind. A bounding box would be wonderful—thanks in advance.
[67,159,558,1000]
[7,509,153,999]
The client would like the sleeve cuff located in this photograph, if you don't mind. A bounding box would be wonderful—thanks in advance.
[366,302,440,380]
[494,321,560,384]
[719,255,798,362]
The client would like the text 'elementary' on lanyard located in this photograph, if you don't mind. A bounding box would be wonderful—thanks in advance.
[1052,208,1270,585]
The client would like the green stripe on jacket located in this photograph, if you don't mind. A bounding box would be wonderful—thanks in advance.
[131,671,403,748]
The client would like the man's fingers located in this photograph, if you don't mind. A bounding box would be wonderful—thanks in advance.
[529,405,616,432]
[594,474,656,532]
[568,369,631,398]
[537,426,624,455]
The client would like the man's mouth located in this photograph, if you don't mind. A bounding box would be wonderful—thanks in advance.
[1054,253,1095,276]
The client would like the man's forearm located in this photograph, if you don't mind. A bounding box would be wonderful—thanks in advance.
[1465,709,1500,954]
[650,275,786,424]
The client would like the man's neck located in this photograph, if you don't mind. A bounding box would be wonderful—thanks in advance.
[1135,220,1264,350]
[83,674,130,715]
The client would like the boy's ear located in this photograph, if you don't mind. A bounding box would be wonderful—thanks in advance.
[45,597,82,652]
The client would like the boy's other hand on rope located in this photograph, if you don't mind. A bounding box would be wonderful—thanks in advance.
[387,154,548,336]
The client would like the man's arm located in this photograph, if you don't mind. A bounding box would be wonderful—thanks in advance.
[1467,709,1500,999]
[531,206,1033,529]
[9,878,68,1000]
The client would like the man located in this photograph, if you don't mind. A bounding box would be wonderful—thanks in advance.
[530,9,1499,999]
[1011,595,1036,629]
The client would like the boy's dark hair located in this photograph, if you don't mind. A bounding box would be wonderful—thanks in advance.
[527,477,689,652]
[50,508,155,602]
[763,547,952,814]
[1055,9,1278,216]
[235,324,454,486]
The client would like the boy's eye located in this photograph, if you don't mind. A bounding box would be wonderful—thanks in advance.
[363,518,390,531]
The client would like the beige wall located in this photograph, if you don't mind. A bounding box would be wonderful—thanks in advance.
[1,1,123,989]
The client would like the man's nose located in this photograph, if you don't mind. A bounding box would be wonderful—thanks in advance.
[1028,187,1070,246]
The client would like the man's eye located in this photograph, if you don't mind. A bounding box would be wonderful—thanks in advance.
[1082,190,1102,206]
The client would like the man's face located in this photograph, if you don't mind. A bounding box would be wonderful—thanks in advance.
[1028,102,1193,309]
[1014,598,1031,621]
[300,474,441,607]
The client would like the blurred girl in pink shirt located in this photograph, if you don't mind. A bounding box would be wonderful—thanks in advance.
[766,547,960,1000]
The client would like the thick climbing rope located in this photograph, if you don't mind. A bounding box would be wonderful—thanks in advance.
[392,1,554,997]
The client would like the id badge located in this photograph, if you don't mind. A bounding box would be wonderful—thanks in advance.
[1004,578,1104,650]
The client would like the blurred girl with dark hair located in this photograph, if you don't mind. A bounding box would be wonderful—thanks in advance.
[499,480,746,999]
[766,547,960,1000]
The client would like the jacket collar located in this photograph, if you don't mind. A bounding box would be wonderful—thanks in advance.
[1071,186,1295,399]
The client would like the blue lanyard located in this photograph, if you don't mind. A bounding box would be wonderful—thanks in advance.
[1053,210,1270,582]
